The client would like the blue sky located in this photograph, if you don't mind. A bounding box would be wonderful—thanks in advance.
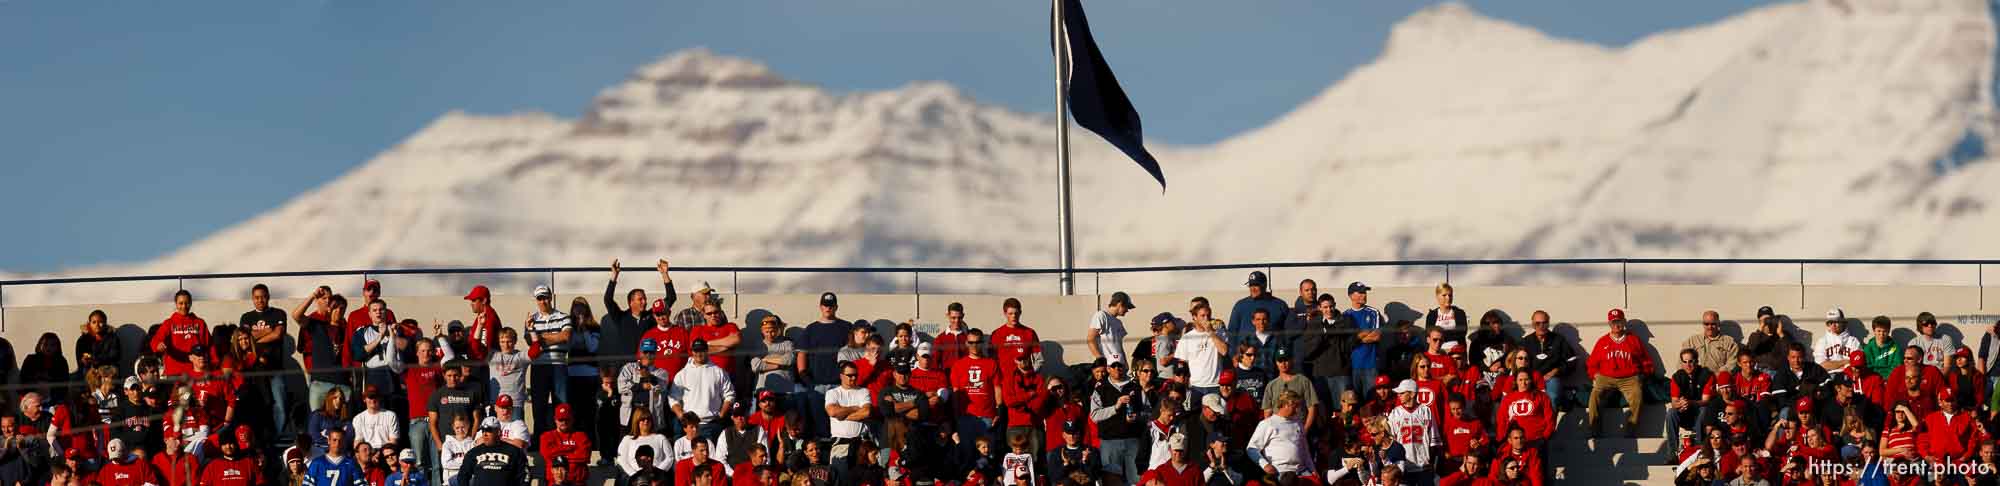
[0,0,1773,272]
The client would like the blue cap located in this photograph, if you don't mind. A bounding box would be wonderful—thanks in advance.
[1347,281,1371,294]
[1245,271,1268,287]
[640,339,659,352]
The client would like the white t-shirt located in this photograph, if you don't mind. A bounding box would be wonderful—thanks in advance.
[1247,415,1311,474]
[1175,329,1222,388]
[1090,310,1128,365]
[1813,332,1861,366]
[826,386,873,439]
[1386,405,1438,471]
[670,362,736,420]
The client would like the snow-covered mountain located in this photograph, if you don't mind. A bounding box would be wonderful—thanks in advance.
[9,0,2000,301]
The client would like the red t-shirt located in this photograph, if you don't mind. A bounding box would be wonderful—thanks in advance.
[93,459,159,486]
[1424,352,1458,379]
[952,357,999,418]
[990,325,1041,379]
[696,323,739,371]
[746,412,788,445]
[1415,378,1448,420]
[151,313,210,376]
[200,457,261,486]
[642,326,692,380]
[672,459,729,486]
[1443,415,1488,458]
[405,365,443,419]
[188,370,234,423]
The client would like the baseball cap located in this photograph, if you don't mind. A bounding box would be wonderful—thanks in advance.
[650,298,668,314]
[1347,281,1371,294]
[1847,350,1866,363]
[820,292,839,307]
[757,389,778,401]
[1756,306,1776,319]
[1795,397,1814,411]
[363,279,382,292]
[1062,420,1083,434]
[64,448,80,460]
[447,320,466,333]
[480,417,501,431]
[690,339,709,353]
[1201,394,1226,414]
[1955,347,1973,358]
[1273,346,1293,361]
[1826,308,1846,323]
[894,362,913,375]
[189,344,208,357]
[400,449,418,463]
[696,282,716,295]
[1167,433,1189,451]
[1373,375,1392,388]
[533,285,553,298]
[1245,271,1268,287]
[554,403,573,421]
[1217,369,1237,387]
[124,376,142,389]
[1606,308,1626,322]
[1150,312,1177,327]
[1393,379,1419,394]
[1108,291,1137,309]
[463,285,491,301]
[1441,341,1462,354]
[916,342,932,356]
[495,394,514,409]
[1340,391,1359,405]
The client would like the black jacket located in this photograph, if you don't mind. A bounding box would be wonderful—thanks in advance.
[1768,362,1830,405]
[1520,331,1575,379]
[1467,329,1515,369]
[601,279,676,365]
[1423,306,1469,338]
[1743,330,1798,373]
[456,442,529,486]
[1301,316,1355,377]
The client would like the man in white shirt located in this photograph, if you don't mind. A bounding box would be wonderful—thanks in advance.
[1910,312,1958,368]
[824,361,874,478]
[1814,308,1861,369]
[1088,292,1136,366]
[1175,302,1228,406]
[1246,390,1313,483]
[671,339,736,442]
[351,387,401,449]
[1385,380,1439,484]
[524,284,575,439]
[492,395,530,449]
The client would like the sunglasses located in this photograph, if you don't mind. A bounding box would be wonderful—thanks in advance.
[965,340,984,345]
[704,311,723,316]
[843,374,859,378]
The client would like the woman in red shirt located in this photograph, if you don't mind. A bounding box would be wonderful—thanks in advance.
[1878,405,1921,460]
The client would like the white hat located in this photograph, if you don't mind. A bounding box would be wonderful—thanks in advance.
[1393,379,1419,394]
[1826,308,1846,323]
[1167,433,1189,451]
[916,342,933,356]
[533,285,553,298]
[697,281,716,294]
[1201,393,1227,414]
[1440,341,1462,353]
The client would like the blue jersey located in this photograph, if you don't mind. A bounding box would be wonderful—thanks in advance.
[386,471,430,486]
[1343,306,1383,370]
[305,455,368,486]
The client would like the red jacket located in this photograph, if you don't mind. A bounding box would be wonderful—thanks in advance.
[1488,447,1545,486]
[93,458,160,486]
[152,313,210,375]
[1144,462,1202,486]
[200,456,261,486]
[540,429,592,484]
[1042,401,1101,451]
[1918,410,1981,463]
[1441,471,1498,486]
[1586,333,1650,379]
[466,308,501,361]
[1706,371,1773,402]
[1496,390,1554,443]
[1884,365,1942,413]
[1001,371,1048,427]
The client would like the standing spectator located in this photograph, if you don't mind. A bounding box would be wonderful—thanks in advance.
[933,302,976,374]
[461,285,502,388]
[1744,307,1794,373]
[350,301,405,400]
[1342,283,1386,396]
[952,329,1000,457]
[1423,283,1468,342]
[876,362,927,453]
[675,283,724,330]
[825,361,875,477]
[1814,308,1860,369]
[1908,312,1956,369]
[1092,360,1146,482]
[428,365,482,481]
[1227,344,1272,405]
[1684,311,1739,374]
[305,429,366,486]
[1386,380,1440,485]
[1242,309,1286,374]
[490,395,530,450]
[638,297,693,382]
[1088,292,1136,366]
[694,303,741,379]
[620,340,673,440]
[1860,316,1901,378]
[539,404,591,486]
[603,259,676,366]
[1046,420,1099,482]
[751,315,798,402]
[1975,319,2000,393]
[457,418,529,486]
[151,290,209,377]
[1227,271,1289,350]
[1001,353,1049,453]
[563,297,602,447]
[351,387,399,449]
[306,388,350,459]
[1133,312,1178,371]
[92,439,156,486]
[295,288,350,414]
[1246,391,1312,484]
[1586,308,1653,438]
[345,280,397,365]
[523,284,575,439]
[991,298,1042,382]
[402,339,443,480]
[240,284,290,438]
[800,293,852,434]
[487,328,529,406]
[75,310,120,381]
[1174,300,1227,407]
[1291,279,1319,331]
[200,427,261,486]
[670,339,736,441]
[1301,294,1354,408]
[1262,347,1317,430]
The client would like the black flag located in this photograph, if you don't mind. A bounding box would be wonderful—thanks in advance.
[1054,0,1165,190]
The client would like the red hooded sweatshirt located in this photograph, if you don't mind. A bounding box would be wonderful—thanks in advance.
[200,455,262,486]
[151,313,209,376]
[1443,414,1488,458]
[1488,447,1545,486]
[1918,409,1981,463]
[93,457,159,486]
[1001,370,1048,428]
[1587,332,1651,379]
[1496,389,1555,443]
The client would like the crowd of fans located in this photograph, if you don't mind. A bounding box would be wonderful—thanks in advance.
[0,260,1997,486]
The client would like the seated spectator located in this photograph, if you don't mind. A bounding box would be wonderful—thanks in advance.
[1586,309,1653,438]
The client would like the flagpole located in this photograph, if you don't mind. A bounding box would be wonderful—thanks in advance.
[1053,0,1076,296]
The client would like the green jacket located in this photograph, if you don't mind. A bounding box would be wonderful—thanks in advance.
[1861,337,1902,377]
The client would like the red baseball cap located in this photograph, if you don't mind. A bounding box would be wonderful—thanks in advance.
[1795,397,1814,411]
[1847,350,1866,363]
[235,426,255,449]
[650,298,669,314]
[495,394,514,409]
[1607,308,1627,322]
[1217,369,1237,387]
[1374,375,1392,388]
[554,403,573,421]
[364,279,382,292]
[1955,347,1973,358]
[463,285,491,301]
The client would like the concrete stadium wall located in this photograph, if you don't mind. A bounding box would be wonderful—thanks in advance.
[3,284,1995,381]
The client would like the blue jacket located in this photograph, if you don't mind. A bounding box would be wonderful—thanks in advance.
[305,455,368,486]
[1343,307,1384,370]
[1226,295,1290,349]
[386,471,430,486]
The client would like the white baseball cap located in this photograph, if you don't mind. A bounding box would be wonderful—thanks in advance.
[916,342,933,356]
[1825,308,1845,323]
[1393,379,1419,394]
[533,285,553,298]
[1201,393,1226,414]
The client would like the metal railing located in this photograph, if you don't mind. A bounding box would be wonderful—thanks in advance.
[1,257,1992,328]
